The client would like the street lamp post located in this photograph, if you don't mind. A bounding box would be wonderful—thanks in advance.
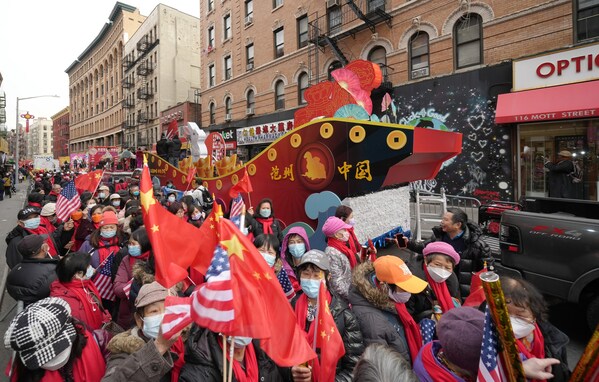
[15,94,59,170]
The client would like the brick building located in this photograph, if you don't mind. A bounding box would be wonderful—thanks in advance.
[198,0,599,201]
[66,2,146,155]
[51,107,70,159]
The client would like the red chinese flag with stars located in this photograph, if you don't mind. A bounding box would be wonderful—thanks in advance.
[315,281,345,382]
[228,167,253,198]
[74,170,104,193]
[140,159,212,288]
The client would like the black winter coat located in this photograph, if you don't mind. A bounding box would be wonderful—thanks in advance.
[538,320,571,382]
[180,326,290,382]
[6,258,58,305]
[406,255,461,322]
[545,159,575,198]
[156,138,169,158]
[408,222,491,297]
[246,213,284,243]
[5,225,72,268]
[347,262,411,363]
[291,291,364,382]
[168,137,182,158]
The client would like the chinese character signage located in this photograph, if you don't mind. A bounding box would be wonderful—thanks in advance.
[236,120,294,145]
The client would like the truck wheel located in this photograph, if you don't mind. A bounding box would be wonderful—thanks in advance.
[587,295,599,331]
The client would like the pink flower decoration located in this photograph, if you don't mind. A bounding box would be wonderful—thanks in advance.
[352,89,373,115]
[382,93,392,110]
[331,68,362,94]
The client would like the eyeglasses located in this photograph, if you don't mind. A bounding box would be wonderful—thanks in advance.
[512,315,536,325]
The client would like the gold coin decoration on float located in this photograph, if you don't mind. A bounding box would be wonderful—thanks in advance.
[387,130,407,150]
[181,175,186,184]
[216,179,222,190]
[172,170,177,178]
[349,125,366,143]
[248,164,256,175]
[231,174,239,185]
[153,156,156,164]
[290,133,302,148]
[268,148,277,162]
[320,123,334,139]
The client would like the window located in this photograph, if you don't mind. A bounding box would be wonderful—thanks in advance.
[275,80,285,110]
[327,61,343,80]
[298,72,308,104]
[224,56,232,80]
[274,28,284,58]
[454,14,483,69]
[368,46,387,80]
[297,16,309,48]
[328,6,342,34]
[273,0,283,8]
[245,0,253,20]
[409,32,430,79]
[224,14,231,40]
[208,26,215,48]
[576,0,599,42]
[208,0,214,12]
[225,97,232,116]
[246,44,254,70]
[209,103,216,124]
[367,0,385,13]
[247,89,255,111]
[208,64,215,87]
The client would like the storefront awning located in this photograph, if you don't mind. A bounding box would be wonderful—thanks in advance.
[495,80,599,124]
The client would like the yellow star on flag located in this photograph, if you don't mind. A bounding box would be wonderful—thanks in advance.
[264,272,272,280]
[95,173,102,179]
[330,326,335,334]
[221,235,245,260]
[140,189,156,212]
[253,271,261,280]
[321,330,327,339]
[151,224,159,233]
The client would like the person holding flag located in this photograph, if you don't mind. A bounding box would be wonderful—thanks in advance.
[291,250,364,382]
[246,198,284,242]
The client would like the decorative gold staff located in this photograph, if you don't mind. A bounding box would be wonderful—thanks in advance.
[480,271,526,381]
[568,322,599,382]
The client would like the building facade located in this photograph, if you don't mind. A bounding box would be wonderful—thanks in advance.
[28,118,53,157]
[197,0,599,201]
[122,4,201,149]
[66,2,146,155]
[51,107,70,160]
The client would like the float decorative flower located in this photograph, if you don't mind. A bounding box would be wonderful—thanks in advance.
[331,68,362,94]
[334,104,370,120]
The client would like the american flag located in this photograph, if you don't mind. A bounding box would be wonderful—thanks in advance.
[229,193,245,228]
[56,181,80,222]
[123,278,133,299]
[92,253,116,301]
[477,307,506,382]
[162,295,193,340]
[277,268,296,301]
[419,318,436,344]
[190,245,234,332]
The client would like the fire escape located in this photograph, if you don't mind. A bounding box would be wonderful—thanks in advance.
[307,0,392,85]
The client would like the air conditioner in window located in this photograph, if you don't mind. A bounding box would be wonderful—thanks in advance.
[246,107,255,116]
[246,62,254,71]
[245,15,253,25]
[411,67,429,79]
[326,0,339,8]
[225,113,232,121]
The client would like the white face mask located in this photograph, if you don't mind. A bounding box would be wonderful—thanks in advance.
[427,266,453,283]
[510,316,536,339]
[229,336,252,348]
[388,289,411,303]
[260,252,276,268]
[41,346,72,371]
[85,265,95,279]
[142,313,164,339]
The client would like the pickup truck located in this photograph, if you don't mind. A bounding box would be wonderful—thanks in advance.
[495,197,599,330]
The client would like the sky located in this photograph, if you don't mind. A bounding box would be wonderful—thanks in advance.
[0,0,199,131]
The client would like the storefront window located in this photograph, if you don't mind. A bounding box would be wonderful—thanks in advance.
[519,119,599,200]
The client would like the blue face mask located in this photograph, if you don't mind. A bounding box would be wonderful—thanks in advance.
[128,245,142,257]
[301,278,321,299]
[132,191,140,196]
[260,252,276,268]
[85,265,95,279]
[231,336,252,348]
[23,217,41,230]
[100,230,117,239]
[288,243,306,258]
[259,208,271,218]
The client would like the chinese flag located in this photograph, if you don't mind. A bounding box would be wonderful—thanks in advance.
[315,281,345,382]
[216,217,316,366]
[463,267,488,307]
[228,167,253,198]
[74,170,104,193]
[140,160,212,288]
[186,166,197,184]
[168,119,178,137]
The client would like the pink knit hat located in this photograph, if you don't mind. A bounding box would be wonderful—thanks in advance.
[322,216,352,237]
[100,211,119,227]
[423,241,460,265]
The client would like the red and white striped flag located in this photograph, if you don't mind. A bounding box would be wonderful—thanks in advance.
[477,307,507,382]
[229,193,245,229]
[56,181,80,222]
[92,253,116,301]
[161,296,193,340]
[123,278,133,299]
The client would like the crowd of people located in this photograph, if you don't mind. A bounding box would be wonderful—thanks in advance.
[2,170,572,382]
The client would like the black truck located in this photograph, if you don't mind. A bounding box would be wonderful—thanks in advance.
[495,197,599,330]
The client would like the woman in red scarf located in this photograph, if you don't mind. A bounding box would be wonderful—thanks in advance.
[407,242,461,322]
[50,252,112,331]
[334,205,370,262]
[322,216,357,300]
[114,227,152,329]
[247,198,283,242]
[74,203,102,251]
[81,210,125,268]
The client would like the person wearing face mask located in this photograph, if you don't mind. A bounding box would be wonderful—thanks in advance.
[322,216,357,300]
[407,242,461,322]
[500,276,571,382]
[113,227,153,329]
[74,203,102,251]
[40,202,58,234]
[246,198,284,242]
[50,251,112,330]
[81,210,125,269]
[44,183,63,203]
[129,184,141,200]
[280,227,312,293]
[103,282,186,382]
[253,234,297,301]
[5,297,105,382]
[6,206,74,268]
[69,209,85,251]
[6,234,59,306]
[110,193,123,211]
[348,255,428,364]
[97,185,111,206]
[335,205,370,262]
[164,191,178,207]
[290,250,364,382]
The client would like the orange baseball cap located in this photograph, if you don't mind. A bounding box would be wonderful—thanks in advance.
[373,256,428,294]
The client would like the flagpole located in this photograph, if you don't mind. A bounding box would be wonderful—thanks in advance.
[227,337,235,382]
[94,250,114,270]
[222,335,227,382]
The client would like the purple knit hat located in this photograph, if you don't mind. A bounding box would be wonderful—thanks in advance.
[322,216,352,237]
[423,241,460,265]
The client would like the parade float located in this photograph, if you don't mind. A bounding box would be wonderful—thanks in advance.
[146,60,463,245]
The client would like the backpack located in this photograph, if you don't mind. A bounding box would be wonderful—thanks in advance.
[569,161,583,183]
[200,188,214,210]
